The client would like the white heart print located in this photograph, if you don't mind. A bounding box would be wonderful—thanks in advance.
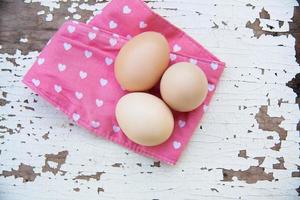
[210,62,218,70]
[105,57,113,66]
[139,21,147,29]
[64,43,72,51]
[170,53,177,61]
[100,78,108,87]
[84,50,92,58]
[203,105,208,112]
[113,125,120,133]
[79,71,87,79]
[75,91,83,100]
[88,32,96,40]
[72,113,80,122]
[109,20,118,29]
[96,99,104,107]
[67,25,76,33]
[91,121,100,128]
[173,44,181,52]
[92,26,99,31]
[189,58,198,65]
[208,84,215,92]
[109,38,117,47]
[126,35,132,40]
[123,5,132,14]
[54,84,62,93]
[37,58,45,65]
[32,79,40,87]
[173,141,181,150]
[178,120,186,128]
[58,63,66,72]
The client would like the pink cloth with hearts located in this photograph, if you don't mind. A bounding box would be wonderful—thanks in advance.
[23,0,225,165]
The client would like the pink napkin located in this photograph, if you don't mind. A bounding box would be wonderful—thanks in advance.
[23,0,225,165]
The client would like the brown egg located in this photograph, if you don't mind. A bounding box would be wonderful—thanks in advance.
[115,32,170,91]
[160,62,208,112]
[115,93,174,146]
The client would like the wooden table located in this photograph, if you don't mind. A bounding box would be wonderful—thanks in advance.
[0,0,299,199]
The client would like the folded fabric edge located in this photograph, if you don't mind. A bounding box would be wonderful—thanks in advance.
[137,0,225,65]
[22,78,178,165]
[74,20,226,66]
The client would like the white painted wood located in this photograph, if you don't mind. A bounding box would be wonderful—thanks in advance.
[0,0,299,199]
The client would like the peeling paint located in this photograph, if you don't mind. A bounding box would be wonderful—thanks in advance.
[42,151,68,175]
[291,165,300,178]
[210,188,219,192]
[42,132,49,140]
[259,8,270,19]
[246,8,289,38]
[222,166,274,184]
[238,150,249,159]
[296,186,300,196]
[254,157,266,166]
[0,98,10,106]
[111,163,122,168]
[292,171,300,177]
[287,73,300,107]
[2,91,7,98]
[97,187,104,194]
[246,19,289,38]
[73,187,80,192]
[0,163,40,182]
[277,98,288,107]
[273,157,287,170]
[23,106,35,111]
[150,161,161,167]
[73,172,105,181]
[0,125,13,135]
[255,106,287,151]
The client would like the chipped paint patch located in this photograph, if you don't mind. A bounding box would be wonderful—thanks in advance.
[222,166,274,184]
[73,187,80,192]
[255,106,287,151]
[150,161,161,167]
[42,132,49,140]
[97,187,104,194]
[73,172,105,181]
[23,0,108,23]
[111,163,122,168]
[0,126,13,135]
[0,163,40,182]
[0,98,10,107]
[254,157,266,166]
[246,8,290,38]
[238,150,249,159]
[42,151,68,175]
[273,157,287,170]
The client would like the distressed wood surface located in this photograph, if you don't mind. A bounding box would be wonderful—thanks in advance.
[0,0,300,199]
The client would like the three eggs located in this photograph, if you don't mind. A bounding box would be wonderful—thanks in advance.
[115,32,208,146]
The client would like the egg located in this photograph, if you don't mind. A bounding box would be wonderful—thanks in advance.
[160,62,208,112]
[115,93,174,146]
[115,32,170,91]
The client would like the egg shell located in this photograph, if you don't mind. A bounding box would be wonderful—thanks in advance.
[115,32,170,91]
[160,62,208,112]
[115,93,174,146]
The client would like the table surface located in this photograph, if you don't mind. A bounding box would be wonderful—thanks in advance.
[0,0,299,199]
